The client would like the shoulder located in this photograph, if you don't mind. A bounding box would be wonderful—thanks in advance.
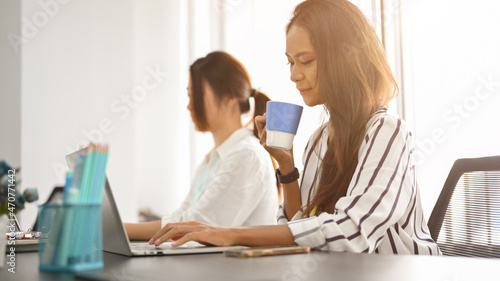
[364,108,411,141]
[221,133,274,177]
[223,129,269,160]
[358,108,414,159]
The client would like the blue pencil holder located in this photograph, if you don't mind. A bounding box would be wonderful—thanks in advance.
[37,203,103,272]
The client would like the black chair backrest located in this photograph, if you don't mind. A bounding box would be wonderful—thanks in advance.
[427,155,500,257]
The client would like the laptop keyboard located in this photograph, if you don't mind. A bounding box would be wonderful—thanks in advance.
[130,241,205,251]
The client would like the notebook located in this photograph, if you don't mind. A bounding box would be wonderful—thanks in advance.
[66,149,241,257]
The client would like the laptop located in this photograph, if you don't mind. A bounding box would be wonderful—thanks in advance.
[65,149,241,257]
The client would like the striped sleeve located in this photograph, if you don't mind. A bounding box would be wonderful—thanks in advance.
[277,204,306,224]
[287,115,416,253]
[277,204,288,224]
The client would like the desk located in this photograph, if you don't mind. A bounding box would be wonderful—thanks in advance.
[1,250,500,281]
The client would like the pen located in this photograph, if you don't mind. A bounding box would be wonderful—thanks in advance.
[11,214,22,232]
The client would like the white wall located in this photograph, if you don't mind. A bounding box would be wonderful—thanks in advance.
[19,0,136,229]
[186,0,224,179]
[13,0,193,230]
[132,0,192,218]
[0,0,21,168]
[401,0,500,216]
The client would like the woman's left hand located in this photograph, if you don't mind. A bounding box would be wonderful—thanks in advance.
[148,221,236,247]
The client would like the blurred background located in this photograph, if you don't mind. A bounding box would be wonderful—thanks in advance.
[1,0,499,230]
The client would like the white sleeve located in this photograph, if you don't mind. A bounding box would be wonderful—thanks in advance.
[287,116,415,253]
[162,148,273,228]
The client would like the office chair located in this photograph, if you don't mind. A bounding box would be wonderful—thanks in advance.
[427,155,500,258]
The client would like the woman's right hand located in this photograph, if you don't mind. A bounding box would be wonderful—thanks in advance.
[255,114,295,172]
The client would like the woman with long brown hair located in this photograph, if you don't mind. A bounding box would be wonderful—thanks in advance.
[148,0,440,255]
[125,51,279,240]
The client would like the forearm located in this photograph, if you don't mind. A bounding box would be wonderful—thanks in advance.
[124,220,161,241]
[279,163,302,220]
[233,224,296,247]
[282,181,302,220]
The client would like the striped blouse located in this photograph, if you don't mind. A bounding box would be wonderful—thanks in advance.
[278,108,441,255]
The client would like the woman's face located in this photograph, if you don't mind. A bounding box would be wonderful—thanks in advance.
[186,78,199,130]
[286,24,321,107]
[187,77,220,132]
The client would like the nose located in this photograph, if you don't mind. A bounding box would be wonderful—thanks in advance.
[290,65,304,83]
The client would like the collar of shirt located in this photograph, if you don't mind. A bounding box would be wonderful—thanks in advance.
[210,127,253,160]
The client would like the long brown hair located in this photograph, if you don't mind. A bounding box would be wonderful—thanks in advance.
[287,0,398,215]
[189,51,270,138]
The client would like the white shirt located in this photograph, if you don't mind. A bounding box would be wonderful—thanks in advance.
[277,108,441,255]
[162,128,278,228]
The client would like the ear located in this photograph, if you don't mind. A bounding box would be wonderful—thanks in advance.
[216,95,240,115]
[217,95,236,108]
[225,96,238,106]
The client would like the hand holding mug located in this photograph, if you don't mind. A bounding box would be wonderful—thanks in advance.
[265,101,303,150]
[255,101,303,168]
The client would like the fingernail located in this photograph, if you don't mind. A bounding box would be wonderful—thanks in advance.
[148,239,152,244]
[154,239,160,246]
[171,241,178,247]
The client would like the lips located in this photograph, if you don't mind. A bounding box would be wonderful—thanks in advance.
[298,88,311,95]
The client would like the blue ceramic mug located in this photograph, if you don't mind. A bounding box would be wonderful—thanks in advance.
[266,101,303,150]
